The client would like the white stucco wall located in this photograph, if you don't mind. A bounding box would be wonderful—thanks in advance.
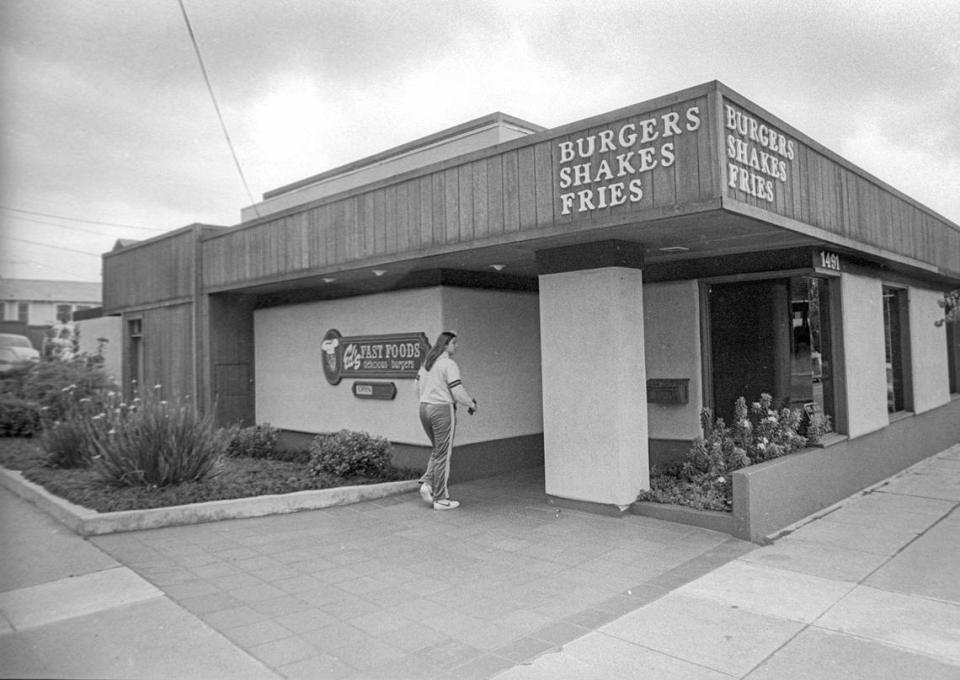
[909,286,951,413]
[441,287,543,444]
[643,280,703,440]
[841,273,889,438]
[539,268,648,507]
[255,288,442,442]
[75,316,122,383]
[254,286,542,446]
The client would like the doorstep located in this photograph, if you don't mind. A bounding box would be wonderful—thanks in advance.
[0,467,417,536]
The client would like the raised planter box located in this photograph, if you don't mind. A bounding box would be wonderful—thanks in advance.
[633,398,960,543]
[0,466,418,536]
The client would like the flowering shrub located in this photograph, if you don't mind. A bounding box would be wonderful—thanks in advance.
[40,385,116,468]
[87,385,232,487]
[639,393,809,512]
[309,430,393,479]
[19,359,116,422]
[734,394,808,464]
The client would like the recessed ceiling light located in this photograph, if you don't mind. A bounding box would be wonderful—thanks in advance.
[372,269,386,277]
[658,246,690,253]
[490,264,505,271]
[322,277,336,283]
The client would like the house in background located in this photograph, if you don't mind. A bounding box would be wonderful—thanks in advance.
[0,278,102,326]
[0,278,105,359]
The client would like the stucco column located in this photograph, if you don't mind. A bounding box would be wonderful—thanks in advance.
[536,241,649,511]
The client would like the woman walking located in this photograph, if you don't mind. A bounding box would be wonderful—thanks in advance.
[416,331,478,510]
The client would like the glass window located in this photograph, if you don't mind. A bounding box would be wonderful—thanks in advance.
[56,304,72,323]
[882,286,911,413]
[949,322,959,395]
[17,303,28,323]
[788,276,835,425]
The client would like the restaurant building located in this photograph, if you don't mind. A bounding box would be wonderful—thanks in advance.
[102,81,960,528]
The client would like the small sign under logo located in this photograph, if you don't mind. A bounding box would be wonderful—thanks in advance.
[352,381,398,400]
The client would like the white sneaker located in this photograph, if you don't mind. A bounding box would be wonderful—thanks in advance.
[433,499,460,511]
[419,483,433,504]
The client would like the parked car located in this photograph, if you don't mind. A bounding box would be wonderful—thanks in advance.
[0,333,41,372]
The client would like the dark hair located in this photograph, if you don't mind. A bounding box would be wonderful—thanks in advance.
[424,331,456,371]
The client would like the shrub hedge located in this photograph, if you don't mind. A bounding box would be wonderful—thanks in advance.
[309,429,393,479]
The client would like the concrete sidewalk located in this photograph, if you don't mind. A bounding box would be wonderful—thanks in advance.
[0,482,278,679]
[0,443,957,679]
[497,443,960,679]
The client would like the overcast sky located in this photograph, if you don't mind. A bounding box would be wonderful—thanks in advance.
[1,0,958,283]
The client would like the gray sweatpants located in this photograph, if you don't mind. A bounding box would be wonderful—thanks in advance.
[418,402,456,501]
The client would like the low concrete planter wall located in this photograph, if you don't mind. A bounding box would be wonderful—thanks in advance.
[733,398,960,542]
[633,398,960,543]
[0,467,417,536]
[631,501,734,535]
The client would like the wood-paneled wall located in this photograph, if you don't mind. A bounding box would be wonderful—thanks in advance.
[103,228,197,310]
[123,304,194,400]
[721,91,960,277]
[203,93,718,290]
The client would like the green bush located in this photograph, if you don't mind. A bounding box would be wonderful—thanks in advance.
[0,396,42,437]
[38,385,118,468]
[18,360,116,422]
[91,386,232,487]
[309,429,393,479]
[226,423,281,459]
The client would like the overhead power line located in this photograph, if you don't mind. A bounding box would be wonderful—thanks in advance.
[0,254,94,279]
[4,213,147,238]
[0,235,103,257]
[176,0,260,217]
[0,206,163,232]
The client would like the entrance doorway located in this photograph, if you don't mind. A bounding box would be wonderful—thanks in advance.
[707,275,836,429]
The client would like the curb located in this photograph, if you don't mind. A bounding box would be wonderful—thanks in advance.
[0,467,418,536]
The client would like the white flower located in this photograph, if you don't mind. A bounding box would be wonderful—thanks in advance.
[757,442,766,451]
[717,476,726,484]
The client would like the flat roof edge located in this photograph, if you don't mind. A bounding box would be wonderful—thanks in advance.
[262,112,546,200]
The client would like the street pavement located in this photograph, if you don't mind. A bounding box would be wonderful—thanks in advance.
[1,443,958,679]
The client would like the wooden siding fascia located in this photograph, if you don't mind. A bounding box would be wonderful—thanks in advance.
[716,83,958,227]
[201,88,723,291]
[717,83,960,232]
[200,197,725,295]
[202,82,722,242]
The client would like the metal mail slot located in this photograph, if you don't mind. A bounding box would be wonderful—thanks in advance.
[646,378,689,405]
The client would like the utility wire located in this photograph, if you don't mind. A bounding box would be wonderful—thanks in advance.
[0,206,163,232]
[0,235,103,257]
[176,0,260,217]
[4,213,146,239]
[0,254,93,279]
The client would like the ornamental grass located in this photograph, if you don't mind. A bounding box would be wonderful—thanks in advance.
[89,385,233,487]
